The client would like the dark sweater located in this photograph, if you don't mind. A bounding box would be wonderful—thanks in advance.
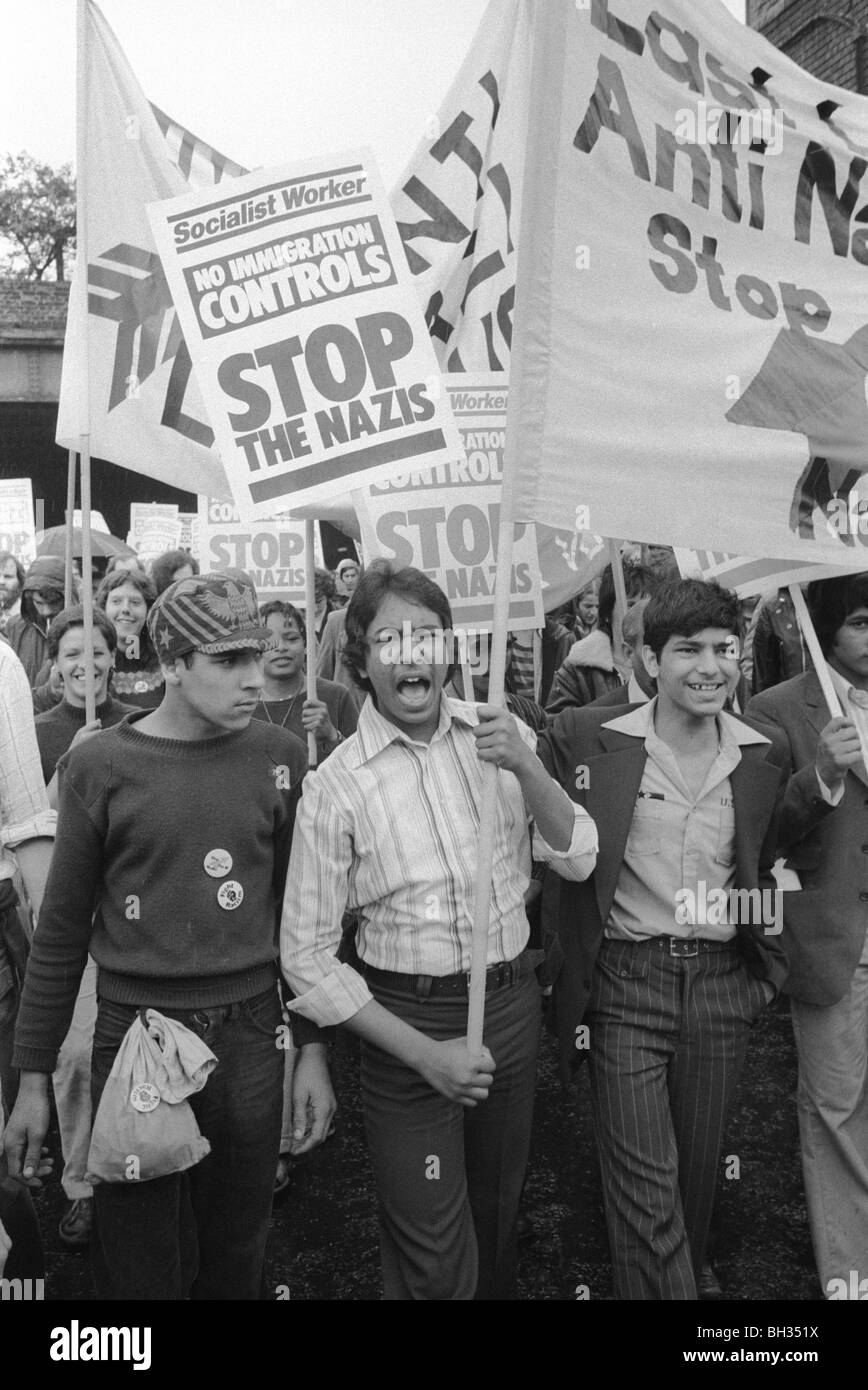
[251,676,358,759]
[13,713,310,1072]
[34,696,137,782]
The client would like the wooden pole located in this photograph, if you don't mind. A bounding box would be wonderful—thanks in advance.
[304,519,318,769]
[466,527,514,1053]
[64,450,77,607]
[608,538,628,670]
[77,1,96,725]
[461,659,475,703]
[788,584,844,719]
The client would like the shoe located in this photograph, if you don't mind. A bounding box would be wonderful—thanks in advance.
[697,1262,724,1300]
[58,1197,93,1248]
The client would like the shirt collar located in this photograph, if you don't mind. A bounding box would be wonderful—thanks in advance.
[602,696,770,747]
[626,672,651,705]
[355,693,478,763]
[828,664,868,710]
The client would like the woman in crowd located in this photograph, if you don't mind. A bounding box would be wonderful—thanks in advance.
[150,548,199,597]
[93,569,164,709]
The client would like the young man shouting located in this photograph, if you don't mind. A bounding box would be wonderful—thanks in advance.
[538,578,788,1299]
[3,571,333,1300]
[281,563,597,1300]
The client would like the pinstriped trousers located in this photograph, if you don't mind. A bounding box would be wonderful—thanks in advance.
[586,937,769,1300]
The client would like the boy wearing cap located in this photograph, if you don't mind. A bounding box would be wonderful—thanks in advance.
[3,572,333,1300]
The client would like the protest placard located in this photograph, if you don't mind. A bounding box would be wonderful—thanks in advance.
[197,496,307,603]
[0,479,37,566]
[358,375,543,631]
[127,502,182,564]
[148,151,464,520]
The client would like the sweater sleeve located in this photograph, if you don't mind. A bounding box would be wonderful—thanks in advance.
[12,772,104,1072]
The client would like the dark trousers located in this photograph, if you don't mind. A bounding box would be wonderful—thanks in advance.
[0,881,25,1117]
[89,986,283,1301]
[586,938,767,1300]
[360,967,540,1301]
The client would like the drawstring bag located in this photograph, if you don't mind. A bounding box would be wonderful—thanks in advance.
[86,1008,217,1184]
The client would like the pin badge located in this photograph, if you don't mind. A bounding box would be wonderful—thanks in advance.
[218,880,244,911]
[130,1081,160,1113]
[204,849,233,878]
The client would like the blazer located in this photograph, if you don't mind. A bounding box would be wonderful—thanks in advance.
[536,703,790,1078]
[747,672,868,1005]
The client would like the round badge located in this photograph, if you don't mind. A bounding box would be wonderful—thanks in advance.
[130,1081,160,1113]
[203,849,233,878]
[134,679,149,694]
[217,880,244,911]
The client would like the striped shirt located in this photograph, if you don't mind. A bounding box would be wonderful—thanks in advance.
[0,643,56,882]
[281,694,597,1027]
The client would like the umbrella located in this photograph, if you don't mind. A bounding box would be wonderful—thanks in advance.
[36,527,137,560]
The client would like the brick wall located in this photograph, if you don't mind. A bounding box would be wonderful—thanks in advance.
[0,279,68,337]
[748,0,868,92]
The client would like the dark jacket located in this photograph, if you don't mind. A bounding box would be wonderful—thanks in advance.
[5,558,66,686]
[536,703,790,1080]
[747,672,868,1005]
[546,629,622,716]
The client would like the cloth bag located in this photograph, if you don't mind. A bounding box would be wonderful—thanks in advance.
[86,1008,217,1184]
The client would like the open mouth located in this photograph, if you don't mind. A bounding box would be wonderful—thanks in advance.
[687,682,725,693]
[396,674,431,709]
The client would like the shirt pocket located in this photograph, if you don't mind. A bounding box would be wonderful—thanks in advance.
[626,800,668,856]
[715,805,737,867]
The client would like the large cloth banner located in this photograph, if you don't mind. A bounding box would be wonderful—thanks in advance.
[506,0,868,566]
[56,2,236,497]
[149,153,465,519]
[674,547,866,598]
[197,496,307,603]
[358,375,544,630]
[389,0,609,608]
[390,0,531,374]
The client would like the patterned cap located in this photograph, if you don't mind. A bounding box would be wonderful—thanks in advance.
[147,570,276,660]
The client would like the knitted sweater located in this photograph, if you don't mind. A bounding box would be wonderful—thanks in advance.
[34,696,137,782]
[13,713,309,1072]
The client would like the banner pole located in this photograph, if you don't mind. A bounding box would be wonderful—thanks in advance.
[77,0,96,725]
[788,584,844,720]
[64,450,77,607]
[608,538,628,674]
[466,519,514,1053]
[461,659,475,703]
[304,519,318,770]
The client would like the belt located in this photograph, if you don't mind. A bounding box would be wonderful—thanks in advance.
[603,935,738,958]
[360,952,531,1000]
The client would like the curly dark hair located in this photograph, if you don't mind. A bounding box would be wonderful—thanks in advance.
[260,600,306,641]
[150,549,199,596]
[343,561,454,695]
[642,578,740,658]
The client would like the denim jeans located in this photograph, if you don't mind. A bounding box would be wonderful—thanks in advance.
[89,985,283,1301]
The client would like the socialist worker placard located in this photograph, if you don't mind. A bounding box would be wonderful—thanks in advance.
[148,150,464,521]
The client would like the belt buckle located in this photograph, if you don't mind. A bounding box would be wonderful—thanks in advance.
[669,937,699,958]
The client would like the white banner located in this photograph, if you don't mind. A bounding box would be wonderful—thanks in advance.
[506,0,868,567]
